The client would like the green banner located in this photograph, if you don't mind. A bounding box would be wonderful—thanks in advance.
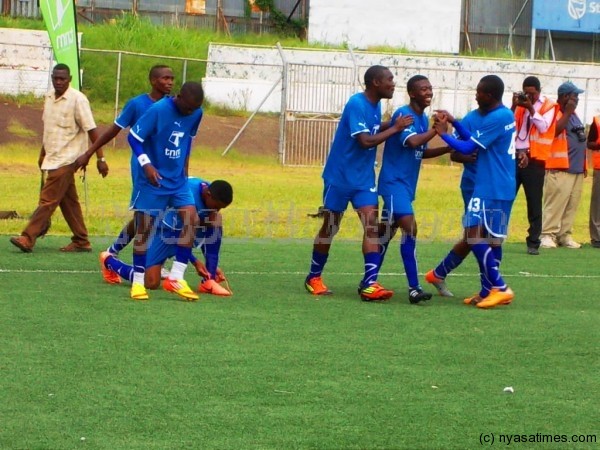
[40,0,81,90]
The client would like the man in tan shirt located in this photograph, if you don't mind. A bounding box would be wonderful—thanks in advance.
[10,63,107,253]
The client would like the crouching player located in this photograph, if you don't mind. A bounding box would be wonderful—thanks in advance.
[99,177,233,299]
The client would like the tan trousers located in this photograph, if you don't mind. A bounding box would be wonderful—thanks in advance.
[541,170,584,244]
[590,169,600,244]
[22,164,89,247]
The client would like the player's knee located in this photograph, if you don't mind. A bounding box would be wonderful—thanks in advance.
[144,268,162,289]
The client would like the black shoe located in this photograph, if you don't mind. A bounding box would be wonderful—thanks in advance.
[408,288,432,304]
[591,241,600,248]
[527,247,539,255]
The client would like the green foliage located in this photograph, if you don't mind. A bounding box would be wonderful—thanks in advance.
[251,0,306,37]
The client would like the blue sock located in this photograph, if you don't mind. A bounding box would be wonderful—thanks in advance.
[400,235,419,289]
[492,245,503,265]
[308,250,328,279]
[361,252,382,287]
[471,242,506,294]
[433,250,465,279]
[132,253,146,284]
[105,254,134,283]
[108,228,132,255]
[201,228,222,278]
[175,245,192,265]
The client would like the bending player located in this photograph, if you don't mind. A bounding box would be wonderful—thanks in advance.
[128,81,204,301]
[100,178,234,297]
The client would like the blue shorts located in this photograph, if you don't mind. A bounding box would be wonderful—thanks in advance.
[323,183,378,213]
[146,227,179,267]
[130,186,195,217]
[381,187,413,222]
[463,197,513,238]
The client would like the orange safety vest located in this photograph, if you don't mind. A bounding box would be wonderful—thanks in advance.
[545,109,570,170]
[592,116,600,170]
[514,98,557,162]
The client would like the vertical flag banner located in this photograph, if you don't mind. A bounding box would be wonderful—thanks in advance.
[39,0,81,90]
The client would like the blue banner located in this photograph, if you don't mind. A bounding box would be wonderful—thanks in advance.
[533,0,600,33]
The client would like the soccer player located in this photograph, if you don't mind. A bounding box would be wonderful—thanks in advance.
[304,65,413,302]
[426,75,517,309]
[127,81,204,301]
[100,177,233,296]
[377,75,451,304]
[74,65,174,273]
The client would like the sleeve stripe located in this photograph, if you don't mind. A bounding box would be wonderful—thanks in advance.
[350,128,370,137]
[402,132,417,146]
[129,129,145,143]
[470,136,486,149]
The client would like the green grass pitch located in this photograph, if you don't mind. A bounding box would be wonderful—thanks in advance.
[1,236,598,449]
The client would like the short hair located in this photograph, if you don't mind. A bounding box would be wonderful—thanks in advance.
[53,63,70,74]
[479,74,504,101]
[209,180,233,206]
[364,65,389,88]
[407,75,428,93]
[180,81,204,104]
[149,64,171,80]
[523,76,541,91]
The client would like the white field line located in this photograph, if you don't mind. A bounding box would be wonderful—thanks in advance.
[0,268,598,279]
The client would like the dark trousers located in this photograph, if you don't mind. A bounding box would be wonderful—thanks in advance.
[22,164,89,247]
[516,158,545,249]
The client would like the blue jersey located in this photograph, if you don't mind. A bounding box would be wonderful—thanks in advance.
[455,113,477,197]
[116,94,157,186]
[378,105,429,201]
[130,97,203,193]
[322,92,382,190]
[116,94,155,130]
[461,105,516,201]
[160,177,211,231]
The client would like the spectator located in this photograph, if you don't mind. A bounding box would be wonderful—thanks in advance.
[511,76,558,255]
[540,82,587,249]
[10,63,104,253]
[587,115,600,247]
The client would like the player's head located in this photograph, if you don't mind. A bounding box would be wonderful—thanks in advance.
[203,180,233,210]
[175,81,204,116]
[51,63,72,97]
[476,75,504,109]
[407,75,432,109]
[522,76,541,102]
[149,65,174,96]
[364,65,395,100]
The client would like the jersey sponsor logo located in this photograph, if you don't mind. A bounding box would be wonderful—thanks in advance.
[164,147,181,159]
[174,120,182,127]
[169,131,185,147]
[474,130,484,138]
